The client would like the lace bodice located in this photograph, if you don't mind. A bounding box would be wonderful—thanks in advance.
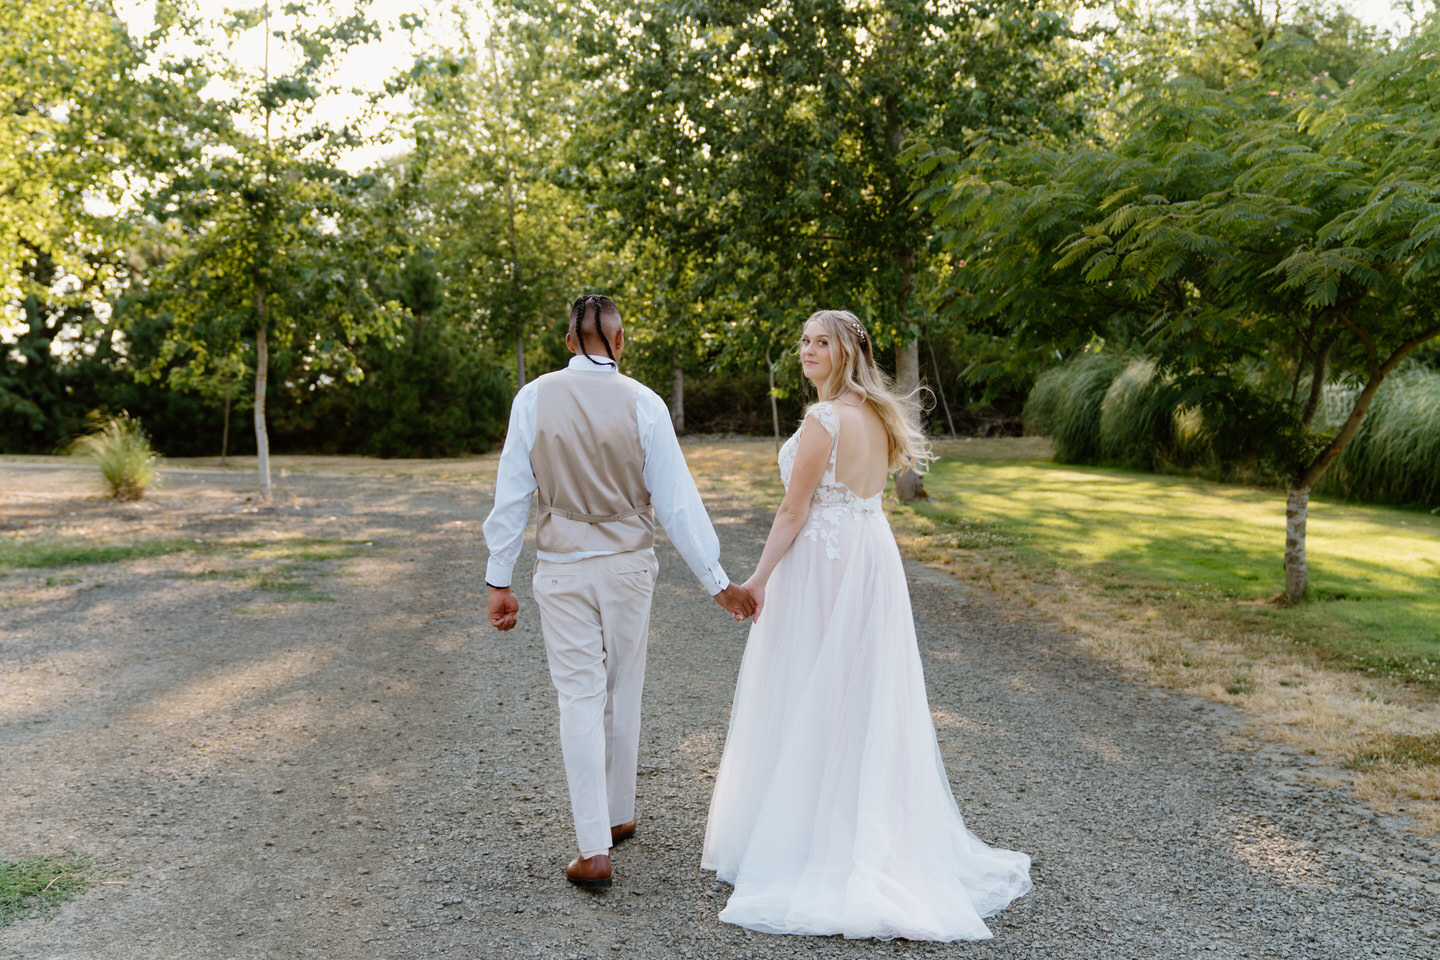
[777,402,884,559]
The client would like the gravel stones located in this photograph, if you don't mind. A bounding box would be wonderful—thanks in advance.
[0,463,1436,959]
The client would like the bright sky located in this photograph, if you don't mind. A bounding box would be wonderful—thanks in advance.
[115,0,486,170]
[1339,0,1420,30]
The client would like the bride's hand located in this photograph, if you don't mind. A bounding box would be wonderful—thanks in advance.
[742,576,765,624]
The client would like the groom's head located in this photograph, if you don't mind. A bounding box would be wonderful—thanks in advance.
[566,294,624,365]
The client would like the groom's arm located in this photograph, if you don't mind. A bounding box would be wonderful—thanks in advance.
[636,388,732,599]
[482,383,540,608]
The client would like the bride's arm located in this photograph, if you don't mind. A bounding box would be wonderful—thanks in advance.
[742,412,833,616]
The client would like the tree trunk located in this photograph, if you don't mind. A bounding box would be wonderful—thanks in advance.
[492,47,527,391]
[1279,319,1440,601]
[1283,483,1310,604]
[894,339,926,501]
[221,392,231,465]
[253,278,272,502]
[1299,333,1334,427]
[255,7,272,502]
[882,66,925,498]
[766,352,780,456]
[670,350,684,434]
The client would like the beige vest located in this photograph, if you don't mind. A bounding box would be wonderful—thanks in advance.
[531,367,654,555]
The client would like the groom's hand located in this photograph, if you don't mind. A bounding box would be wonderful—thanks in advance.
[714,584,755,622]
[488,586,519,631]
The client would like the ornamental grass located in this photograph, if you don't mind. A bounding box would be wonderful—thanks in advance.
[67,413,161,501]
[1022,351,1123,464]
[1320,365,1440,507]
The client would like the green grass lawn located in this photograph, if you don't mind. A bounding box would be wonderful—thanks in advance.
[896,449,1440,685]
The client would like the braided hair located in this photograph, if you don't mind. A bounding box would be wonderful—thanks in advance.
[569,294,620,366]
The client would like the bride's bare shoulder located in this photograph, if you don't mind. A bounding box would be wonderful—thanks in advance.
[832,397,882,430]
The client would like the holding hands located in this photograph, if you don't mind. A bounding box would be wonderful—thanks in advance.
[713,578,765,623]
[494,580,759,630]
[714,583,756,622]
[740,577,764,623]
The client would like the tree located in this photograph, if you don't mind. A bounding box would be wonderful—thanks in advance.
[919,6,1437,602]
[139,1,400,499]
[0,0,201,450]
[395,10,602,392]
[562,0,1088,493]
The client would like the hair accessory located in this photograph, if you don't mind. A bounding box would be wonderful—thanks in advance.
[844,315,867,344]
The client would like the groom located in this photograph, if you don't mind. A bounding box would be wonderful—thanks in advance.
[482,294,754,888]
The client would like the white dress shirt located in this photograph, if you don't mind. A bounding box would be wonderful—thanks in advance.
[483,354,731,595]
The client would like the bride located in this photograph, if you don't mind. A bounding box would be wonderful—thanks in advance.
[701,309,1032,941]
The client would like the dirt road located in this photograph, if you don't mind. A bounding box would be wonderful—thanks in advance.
[1,460,1435,959]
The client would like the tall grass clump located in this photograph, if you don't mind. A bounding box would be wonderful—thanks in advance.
[1023,352,1123,463]
[67,413,160,501]
[1098,358,1167,469]
[1320,365,1440,506]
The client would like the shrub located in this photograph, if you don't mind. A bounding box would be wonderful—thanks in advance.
[1023,352,1124,463]
[1167,403,1214,470]
[1098,358,1165,469]
[267,323,514,457]
[1024,351,1439,505]
[679,367,806,435]
[1320,365,1440,506]
[67,413,160,500]
[1022,365,1066,436]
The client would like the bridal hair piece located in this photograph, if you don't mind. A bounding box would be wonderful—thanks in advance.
[801,309,934,475]
[569,294,621,366]
[841,313,867,344]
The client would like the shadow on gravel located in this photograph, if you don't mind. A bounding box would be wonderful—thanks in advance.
[2,476,1437,960]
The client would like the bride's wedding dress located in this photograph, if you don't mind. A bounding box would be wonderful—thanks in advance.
[701,402,1032,941]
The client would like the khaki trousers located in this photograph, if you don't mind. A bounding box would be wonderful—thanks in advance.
[532,547,658,856]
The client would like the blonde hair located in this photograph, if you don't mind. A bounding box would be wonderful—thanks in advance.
[800,309,934,475]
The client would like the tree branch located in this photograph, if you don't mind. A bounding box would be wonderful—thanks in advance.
[1298,328,1334,427]
[1298,323,1440,488]
[1335,307,1380,375]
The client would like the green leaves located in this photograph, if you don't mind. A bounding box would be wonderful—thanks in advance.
[920,5,1440,498]
[562,0,1089,376]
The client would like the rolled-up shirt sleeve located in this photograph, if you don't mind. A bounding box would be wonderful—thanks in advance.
[482,384,539,589]
[638,390,730,595]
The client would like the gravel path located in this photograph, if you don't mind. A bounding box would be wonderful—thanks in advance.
[1,463,1436,959]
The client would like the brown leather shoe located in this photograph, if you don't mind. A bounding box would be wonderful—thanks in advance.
[565,853,612,889]
[610,819,636,845]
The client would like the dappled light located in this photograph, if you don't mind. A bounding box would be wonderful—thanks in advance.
[1225,816,1334,888]
[917,458,1440,651]
[4,443,1438,955]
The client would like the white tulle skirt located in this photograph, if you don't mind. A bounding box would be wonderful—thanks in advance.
[701,506,1032,941]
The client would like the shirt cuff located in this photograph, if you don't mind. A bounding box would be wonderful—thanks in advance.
[707,565,731,596]
[485,558,515,590]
